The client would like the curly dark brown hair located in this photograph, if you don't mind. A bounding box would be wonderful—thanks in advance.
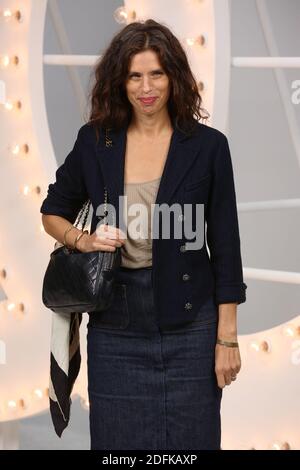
[86,19,209,141]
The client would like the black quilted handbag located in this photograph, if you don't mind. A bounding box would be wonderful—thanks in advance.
[42,128,122,314]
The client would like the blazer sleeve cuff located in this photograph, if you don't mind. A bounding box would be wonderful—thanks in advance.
[40,201,79,224]
[214,282,247,305]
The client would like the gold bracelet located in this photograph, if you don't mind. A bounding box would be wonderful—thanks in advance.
[63,225,75,247]
[74,230,89,250]
[217,338,239,348]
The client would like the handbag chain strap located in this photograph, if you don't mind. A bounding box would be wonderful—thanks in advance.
[73,127,114,231]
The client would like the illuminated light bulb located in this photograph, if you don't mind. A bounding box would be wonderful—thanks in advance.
[1,8,12,21]
[0,55,10,68]
[7,400,17,409]
[6,301,25,314]
[0,269,7,279]
[7,302,16,311]
[284,326,294,337]
[0,55,19,68]
[250,340,271,353]
[272,443,280,450]
[113,6,126,23]
[282,323,300,337]
[271,441,291,450]
[11,143,20,155]
[3,100,21,110]
[1,9,22,22]
[33,389,43,399]
[80,397,90,410]
[250,341,259,352]
[183,34,207,47]
[7,398,26,411]
[113,6,136,24]
[22,185,41,195]
[4,100,13,110]
[23,185,30,195]
[185,37,195,47]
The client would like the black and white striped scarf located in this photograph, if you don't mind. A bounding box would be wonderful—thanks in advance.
[48,242,82,437]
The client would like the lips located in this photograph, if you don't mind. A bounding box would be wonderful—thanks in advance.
[139,97,157,104]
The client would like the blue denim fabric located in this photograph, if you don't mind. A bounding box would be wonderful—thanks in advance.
[87,266,222,450]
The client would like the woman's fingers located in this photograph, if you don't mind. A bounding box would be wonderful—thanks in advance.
[224,372,232,386]
[215,345,241,388]
[96,236,123,248]
[97,225,126,243]
[215,371,231,388]
[215,371,226,389]
[216,372,232,388]
[98,245,117,252]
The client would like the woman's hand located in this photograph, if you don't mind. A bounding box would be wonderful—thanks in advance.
[77,224,126,253]
[215,302,241,388]
[215,334,241,388]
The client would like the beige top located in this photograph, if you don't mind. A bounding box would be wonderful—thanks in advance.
[121,177,161,269]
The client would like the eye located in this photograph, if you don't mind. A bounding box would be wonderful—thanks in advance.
[128,71,164,79]
[128,73,140,79]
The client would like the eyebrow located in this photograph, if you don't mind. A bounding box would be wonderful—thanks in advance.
[128,69,164,75]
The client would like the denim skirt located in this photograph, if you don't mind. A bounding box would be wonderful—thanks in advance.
[87,266,222,450]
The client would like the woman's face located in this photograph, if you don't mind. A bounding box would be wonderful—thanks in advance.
[125,49,171,117]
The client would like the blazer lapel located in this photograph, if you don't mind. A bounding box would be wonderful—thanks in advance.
[96,126,127,227]
[96,121,200,227]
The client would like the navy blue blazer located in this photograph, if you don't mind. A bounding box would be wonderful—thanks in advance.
[40,119,247,328]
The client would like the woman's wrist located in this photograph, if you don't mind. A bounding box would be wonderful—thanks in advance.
[63,225,75,246]
[217,330,238,342]
[76,231,89,252]
[216,338,239,348]
[217,302,238,339]
[65,226,83,249]
[74,230,89,250]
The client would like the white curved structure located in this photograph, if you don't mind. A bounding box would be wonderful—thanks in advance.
[0,0,299,450]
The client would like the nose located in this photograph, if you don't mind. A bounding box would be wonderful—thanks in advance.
[141,76,152,93]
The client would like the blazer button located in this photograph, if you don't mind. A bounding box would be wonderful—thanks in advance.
[184,302,193,310]
[182,273,190,281]
[180,244,186,253]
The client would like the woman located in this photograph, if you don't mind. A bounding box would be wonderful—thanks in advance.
[41,19,247,450]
